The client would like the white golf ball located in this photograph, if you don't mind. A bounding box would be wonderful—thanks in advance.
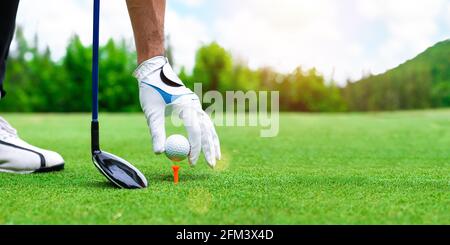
[165,134,190,162]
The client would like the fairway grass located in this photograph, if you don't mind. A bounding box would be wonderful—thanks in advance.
[0,111,449,224]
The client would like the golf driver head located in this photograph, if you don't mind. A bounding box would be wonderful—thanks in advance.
[92,150,148,189]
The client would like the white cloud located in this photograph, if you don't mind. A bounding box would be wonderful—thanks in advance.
[445,2,450,29]
[10,0,450,84]
[173,0,205,7]
[15,0,92,59]
[214,0,450,83]
[165,10,211,71]
[13,0,208,73]
[215,0,364,82]
[15,0,134,59]
[357,0,446,75]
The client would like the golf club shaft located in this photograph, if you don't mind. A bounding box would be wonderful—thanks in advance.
[91,0,100,152]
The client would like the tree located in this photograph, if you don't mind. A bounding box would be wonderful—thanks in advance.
[191,42,233,92]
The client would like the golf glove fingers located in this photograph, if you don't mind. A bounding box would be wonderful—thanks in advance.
[134,56,221,167]
[172,95,221,168]
[203,110,221,161]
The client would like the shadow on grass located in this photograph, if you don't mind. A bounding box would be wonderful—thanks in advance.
[84,180,118,189]
[82,172,213,189]
[145,172,213,183]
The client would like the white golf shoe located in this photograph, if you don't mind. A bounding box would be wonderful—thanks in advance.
[0,117,64,174]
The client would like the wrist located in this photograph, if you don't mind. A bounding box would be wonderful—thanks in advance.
[133,56,167,81]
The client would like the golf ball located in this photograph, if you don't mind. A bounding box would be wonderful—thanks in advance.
[165,134,190,162]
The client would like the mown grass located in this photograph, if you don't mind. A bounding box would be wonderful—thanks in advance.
[0,111,449,224]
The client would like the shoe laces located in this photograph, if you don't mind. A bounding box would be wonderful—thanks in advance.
[0,117,18,140]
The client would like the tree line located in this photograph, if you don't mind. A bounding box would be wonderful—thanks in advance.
[0,27,448,112]
[342,40,450,111]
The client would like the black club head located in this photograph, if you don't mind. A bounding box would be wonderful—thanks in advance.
[92,151,148,189]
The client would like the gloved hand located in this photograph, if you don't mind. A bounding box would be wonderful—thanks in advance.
[133,56,220,168]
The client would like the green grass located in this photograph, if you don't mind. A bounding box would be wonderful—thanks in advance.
[0,111,449,224]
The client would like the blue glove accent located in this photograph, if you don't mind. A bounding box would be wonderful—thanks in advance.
[142,82,184,104]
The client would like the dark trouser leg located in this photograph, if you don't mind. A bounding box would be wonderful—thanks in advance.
[0,0,20,99]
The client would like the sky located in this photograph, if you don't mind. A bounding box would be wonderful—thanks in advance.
[13,0,450,84]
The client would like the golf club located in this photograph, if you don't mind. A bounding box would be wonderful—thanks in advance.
[91,0,148,189]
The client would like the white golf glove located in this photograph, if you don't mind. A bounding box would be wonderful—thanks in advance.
[133,56,220,168]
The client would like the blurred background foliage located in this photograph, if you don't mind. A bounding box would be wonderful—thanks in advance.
[0,27,449,112]
[342,40,450,111]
